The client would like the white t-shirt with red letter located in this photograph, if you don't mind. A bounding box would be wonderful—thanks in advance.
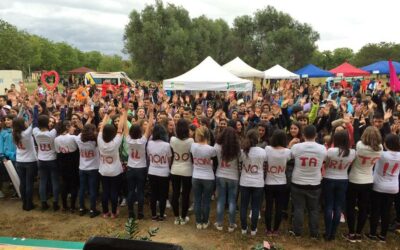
[97,133,123,177]
[265,146,291,185]
[215,143,239,181]
[126,135,148,169]
[147,140,172,177]
[240,147,267,188]
[33,128,57,161]
[325,148,356,180]
[170,137,194,177]
[373,151,400,194]
[191,143,217,180]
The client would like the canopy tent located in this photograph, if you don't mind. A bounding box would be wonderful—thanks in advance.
[361,60,400,75]
[295,64,333,78]
[163,56,252,92]
[263,64,299,79]
[222,57,264,78]
[330,62,370,77]
[68,66,95,74]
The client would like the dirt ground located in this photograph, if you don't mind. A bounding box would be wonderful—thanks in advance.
[0,196,399,250]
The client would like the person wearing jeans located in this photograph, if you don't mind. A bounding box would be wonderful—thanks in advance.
[79,169,99,215]
[214,127,240,232]
[126,167,147,218]
[170,119,194,225]
[290,125,327,238]
[345,127,382,242]
[190,126,217,229]
[323,130,355,241]
[239,130,266,236]
[12,117,38,211]
[38,160,60,208]
[367,134,400,242]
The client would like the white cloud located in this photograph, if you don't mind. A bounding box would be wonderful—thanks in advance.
[1,0,399,56]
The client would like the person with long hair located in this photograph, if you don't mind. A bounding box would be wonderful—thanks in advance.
[13,115,37,211]
[33,107,59,211]
[235,120,245,143]
[366,134,400,242]
[170,118,194,225]
[191,126,217,229]
[323,130,355,241]
[240,129,266,236]
[256,121,269,148]
[264,129,291,236]
[290,125,327,238]
[344,126,382,243]
[147,124,172,221]
[0,114,17,197]
[214,127,241,232]
[74,123,101,218]
[126,106,154,219]
[54,120,80,212]
[97,108,128,218]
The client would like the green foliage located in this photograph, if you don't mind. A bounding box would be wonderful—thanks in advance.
[124,2,320,79]
[352,42,400,67]
[0,19,132,75]
[116,218,159,241]
[310,48,354,70]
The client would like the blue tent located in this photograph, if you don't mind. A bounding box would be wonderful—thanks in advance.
[361,60,400,74]
[295,64,333,78]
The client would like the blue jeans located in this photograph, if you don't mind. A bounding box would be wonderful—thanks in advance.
[126,167,147,217]
[240,186,263,231]
[38,160,60,203]
[322,178,348,239]
[16,161,37,209]
[79,169,99,211]
[101,174,121,214]
[192,178,214,224]
[216,177,238,225]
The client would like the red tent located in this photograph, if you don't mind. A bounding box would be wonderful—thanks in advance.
[68,67,95,74]
[330,62,370,77]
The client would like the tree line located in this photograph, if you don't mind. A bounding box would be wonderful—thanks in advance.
[2,0,400,81]
[0,19,133,76]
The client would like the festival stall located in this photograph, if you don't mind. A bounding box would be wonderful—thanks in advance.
[329,62,370,77]
[163,56,253,92]
[263,65,299,79]
[223,57,264,91]
[295,64,333,78]
[361,60,400,75]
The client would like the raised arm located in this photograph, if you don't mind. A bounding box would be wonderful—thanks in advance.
[144,103,154,139]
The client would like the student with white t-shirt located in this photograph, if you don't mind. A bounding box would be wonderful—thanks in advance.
[147,124,172,221]
[323,130,355,241]
[55,120,80,212]
[97,108,128,218]
[170,118,194,225]
[126,106,154,220]
[264,129,291,236]
[12,116,37,211]
[214,127,241,232]
[344,126,382,243]
[239,129,267,236]
[32,106,59,211]
[367,134,400,242]
[74,123,100,218]
[290,125,327,238]
[191,126,217,230]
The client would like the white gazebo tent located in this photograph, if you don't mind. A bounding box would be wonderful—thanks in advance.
[223,57,264,78]
[263,64,300,79]
[163,56,252,92]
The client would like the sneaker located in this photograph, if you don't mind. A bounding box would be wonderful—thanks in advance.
[120,198,127,207]
[41,202,49,211]
[111,213,118,219]
[102,212,110,218]
[228,224,237,233]
[196,223,202,230]
[188,203,194,211]
[79,208,87,216]
[340,213,346,223]
[241,228,247,235]
[158,215,166,221]
[266,230,273,237]
[342,233,357,243]
[202,221,210,229]
[166,200,171,209]
[288,230,301,238]
[53,203,60,212]
[214,222,223,231]
[180,216,189,225]
[90,210,100,218]
[174,217,181,225]
[0,190,4,198]
[272,230,279,237]
[137,214,144,220]
[152,216,159,221]
[377,235,386,243]
[365,233,378,241]
[355,234,362,242]
[251,229,257,236]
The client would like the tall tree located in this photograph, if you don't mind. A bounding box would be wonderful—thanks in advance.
[352,42,400,67]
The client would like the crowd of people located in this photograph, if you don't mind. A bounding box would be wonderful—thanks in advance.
[1,78,400,243]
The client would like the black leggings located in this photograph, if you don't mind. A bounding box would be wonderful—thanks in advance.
[58,151,79,209]
[171,174,191,218]
[264,184,286,231]
[346,182,372,234]
[149,175,169,217]
[370,191,395,237]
